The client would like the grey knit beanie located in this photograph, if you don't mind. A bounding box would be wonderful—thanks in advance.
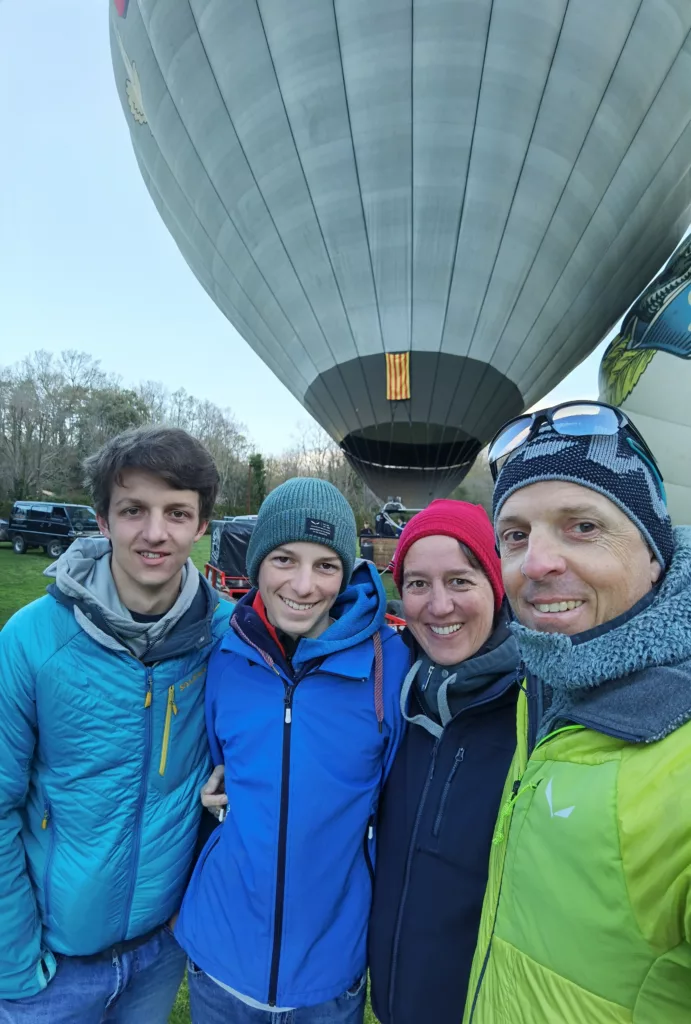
[492,423,674,568]
[246,477,357,591]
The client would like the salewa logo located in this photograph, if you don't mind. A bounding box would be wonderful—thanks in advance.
[179,668,206,693]
[545,778,575,819]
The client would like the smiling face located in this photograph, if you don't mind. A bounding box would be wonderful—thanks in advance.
[401,535,495,666]
[497,481,662,635]
[97,469,207,614]
[257,541,344,640]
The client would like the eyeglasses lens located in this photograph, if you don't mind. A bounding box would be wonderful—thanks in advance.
[551,404,620,436]
[488,418,533,464]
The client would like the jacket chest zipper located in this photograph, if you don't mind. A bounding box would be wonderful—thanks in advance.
[122,668,154,932]
[388,740,440,1020]
[468,773,542,1021]
[268,679,298,1007]
[159,685,178,776]
[431,747,465,838]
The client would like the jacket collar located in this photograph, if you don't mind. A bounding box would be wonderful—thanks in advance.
[400,614,520,738]
[224,560,387,680]
[515,526,691,743]
[223,591,378,682]
[49,573,223,664]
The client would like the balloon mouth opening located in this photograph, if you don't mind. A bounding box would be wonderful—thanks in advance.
[339,429,482,503]
[340,429,481,473]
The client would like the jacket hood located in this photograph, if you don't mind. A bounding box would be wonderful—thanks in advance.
[293,557,386,667]
[45,536,218,661]
[227,557,388,673]
[514,526,691,743]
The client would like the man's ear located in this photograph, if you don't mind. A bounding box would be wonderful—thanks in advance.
[97,514,111,539]
[195,520,208,543]
[650,552,663,585]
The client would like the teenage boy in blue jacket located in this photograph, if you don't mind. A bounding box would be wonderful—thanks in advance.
[0,427,229,1022]
[175,478,409,1023]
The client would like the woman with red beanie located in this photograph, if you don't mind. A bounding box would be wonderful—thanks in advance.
[368,499,537,1024]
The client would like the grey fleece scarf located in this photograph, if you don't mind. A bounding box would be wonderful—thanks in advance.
[514,526,691,744]
[45,537,200,659]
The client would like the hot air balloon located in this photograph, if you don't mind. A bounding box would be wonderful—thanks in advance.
[599,236,691,525]
[110,0,691,505]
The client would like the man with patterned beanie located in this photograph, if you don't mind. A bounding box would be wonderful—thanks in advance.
[369,499,535,1024]
[464,401,691,1024]
[174,478,409,1024]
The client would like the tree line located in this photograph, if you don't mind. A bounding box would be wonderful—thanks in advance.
[0,350,492,524]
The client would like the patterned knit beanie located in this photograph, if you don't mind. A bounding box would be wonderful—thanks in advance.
[392,499,504,613]
[492,423,674,568]
[246,477,357,591]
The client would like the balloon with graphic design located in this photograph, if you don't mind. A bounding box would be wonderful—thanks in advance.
[110,0,691,504]
[600,236,691,525]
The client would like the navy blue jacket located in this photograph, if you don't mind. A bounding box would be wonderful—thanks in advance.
[369,625,537,1024]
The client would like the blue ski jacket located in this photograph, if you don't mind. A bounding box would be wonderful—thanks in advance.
[175,561,409,1009]
[0,573,229,999]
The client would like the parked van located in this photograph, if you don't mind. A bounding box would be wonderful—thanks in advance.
[9,501,100,558]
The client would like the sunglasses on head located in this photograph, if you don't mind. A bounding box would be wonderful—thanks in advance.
[487,400,663,485]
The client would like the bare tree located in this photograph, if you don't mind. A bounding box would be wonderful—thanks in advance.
[0,351,250,517]
[0,352,390,525]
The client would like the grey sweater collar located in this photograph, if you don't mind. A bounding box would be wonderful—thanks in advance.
[46,537,200,658]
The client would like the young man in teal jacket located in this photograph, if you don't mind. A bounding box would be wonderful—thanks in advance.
[0,426,229,1022]
[175,478,409,1023]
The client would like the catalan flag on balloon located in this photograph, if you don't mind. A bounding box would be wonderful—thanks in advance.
[386,352,411,401]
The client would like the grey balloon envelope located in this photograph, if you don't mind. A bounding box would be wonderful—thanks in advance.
[110,0,691,504]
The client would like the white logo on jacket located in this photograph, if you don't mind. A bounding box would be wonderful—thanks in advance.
[545,778,575,819]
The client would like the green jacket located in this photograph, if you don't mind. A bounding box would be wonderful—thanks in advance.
[465,527,691,1024]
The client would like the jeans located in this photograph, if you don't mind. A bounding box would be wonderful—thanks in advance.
[0,926,185,1024]
[187,963,367,1024]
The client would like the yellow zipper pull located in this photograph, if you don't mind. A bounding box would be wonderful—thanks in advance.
[41,808,49,830]
[144,672,153,708]
[159,686,177,777]
[144,690,152,708]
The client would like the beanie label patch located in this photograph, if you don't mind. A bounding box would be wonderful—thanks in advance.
[305,517,336,542]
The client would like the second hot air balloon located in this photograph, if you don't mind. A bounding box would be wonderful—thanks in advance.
[600,236,691,525]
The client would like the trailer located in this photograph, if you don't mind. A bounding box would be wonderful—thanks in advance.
[205,517,254,601]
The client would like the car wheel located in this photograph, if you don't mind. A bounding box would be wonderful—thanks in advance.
[12,535,27,555]
[46,540,64,559]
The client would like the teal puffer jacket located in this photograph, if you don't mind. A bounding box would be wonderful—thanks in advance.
[0,579,229,999]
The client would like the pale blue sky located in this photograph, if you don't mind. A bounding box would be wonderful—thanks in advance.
[0,0,612,452]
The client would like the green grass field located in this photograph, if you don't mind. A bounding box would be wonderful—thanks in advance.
[0,535,381,1022]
